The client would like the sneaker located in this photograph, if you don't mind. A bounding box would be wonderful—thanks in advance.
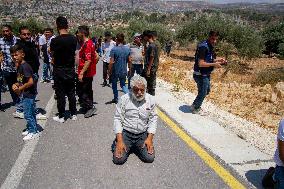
[84,107,97,118]
[71,115,77,121]
[13,111,24,119]
[23,133,39,141]
[50,80,54,84]
[36,113,47,120]
[22,130,29,136]
[189,106,200,114]
[102,81,107,87]
[53,116,65,123]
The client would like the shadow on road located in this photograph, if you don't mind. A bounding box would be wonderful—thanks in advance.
[179,105,192,113]
[245,169,268,189]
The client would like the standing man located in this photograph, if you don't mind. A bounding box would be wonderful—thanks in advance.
[40,28,53,83]
[50,16,77,123]
[15,26,47,120]
[77,26,98,118]
[142,31,159,96]
[112,75,157,165]
[102,31,115,87]
[0,25,20,105]
[191,31,227,114]
[128,33,144,89]
[107,33,131,104]
[0,52,3,111]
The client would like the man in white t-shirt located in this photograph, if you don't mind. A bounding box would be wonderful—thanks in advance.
[40,28,53,83]
[102,31,116,86]
[274,119,284,188]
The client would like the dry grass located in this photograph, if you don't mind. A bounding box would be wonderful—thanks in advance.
[158,50,284,133]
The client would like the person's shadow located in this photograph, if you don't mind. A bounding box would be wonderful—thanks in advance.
[179,105,192,113]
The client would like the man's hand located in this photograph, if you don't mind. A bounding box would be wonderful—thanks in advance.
[143,135,154,155]
[78,72,84,82]
[12,84,20,95]
[214,63,222,69]
[146,69,151,77]
[115,140,127,158]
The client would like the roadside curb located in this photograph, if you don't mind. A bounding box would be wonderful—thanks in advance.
[155,87,275,189]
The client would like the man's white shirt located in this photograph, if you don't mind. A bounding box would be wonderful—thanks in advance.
[114,93,157,135]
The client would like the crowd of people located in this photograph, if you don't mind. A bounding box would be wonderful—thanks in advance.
[0,16,283,186]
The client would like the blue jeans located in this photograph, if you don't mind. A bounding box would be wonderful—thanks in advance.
[275,166,284,189]
[17,73,39,113]
[42,62,52,81]
[112,74,129,100]
[23,97,38,134]
[128,64,143,89]
[192,74,211,109]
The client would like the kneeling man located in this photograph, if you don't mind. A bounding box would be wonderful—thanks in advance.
[113,74,157,165]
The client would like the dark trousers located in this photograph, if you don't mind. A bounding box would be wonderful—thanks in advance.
[142,70,157,96]
[2,71,19,104]
[112,130,155,165]
[103,61,109,82]
[54,76,77,118]
[192,74,211,109]
[0,70,2,106]
[77,77,94,110]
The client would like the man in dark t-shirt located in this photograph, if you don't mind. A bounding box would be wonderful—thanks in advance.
[191,31,227,114]
[142,30,159,96]
[50,16,77,123]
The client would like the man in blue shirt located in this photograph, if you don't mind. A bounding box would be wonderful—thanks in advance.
[191,31,227,114]
[107,33,131,104]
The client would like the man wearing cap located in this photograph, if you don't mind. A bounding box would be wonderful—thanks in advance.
[102,31,116,87]
[128,33,144,89]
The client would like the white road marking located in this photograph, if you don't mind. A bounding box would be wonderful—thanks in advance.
[0,93,55,189]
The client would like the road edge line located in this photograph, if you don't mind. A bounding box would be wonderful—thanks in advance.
[0,93,55,189]
[157,108,246,189]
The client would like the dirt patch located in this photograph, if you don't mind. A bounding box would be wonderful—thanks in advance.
[158,50,284,133]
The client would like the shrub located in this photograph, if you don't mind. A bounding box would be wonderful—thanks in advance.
[253,67,284,87]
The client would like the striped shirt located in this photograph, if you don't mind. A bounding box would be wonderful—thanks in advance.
[0,36,18,72]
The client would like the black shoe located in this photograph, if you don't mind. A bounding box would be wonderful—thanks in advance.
[102,81,107,87]
[105,99,118,104]
[84,107,98,118]
[0,105,5,112]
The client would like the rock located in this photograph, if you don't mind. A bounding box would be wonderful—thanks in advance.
[270,92,278,103]
[275,82,284,99]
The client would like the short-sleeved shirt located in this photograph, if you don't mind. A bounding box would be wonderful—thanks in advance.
[110,45,130,77]
[47,35,56,63]
[17,62,37,98]
[78,39,97,77]
[144,42,159,72]
[274,119,284,166]
[102,40,116,63]
[0,36,19,72]
[50,34,77,69]
[130,44,143,65]
[38,35,46,46]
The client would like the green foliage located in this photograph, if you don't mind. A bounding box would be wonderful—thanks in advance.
[175,14,264,59]
[278,43,284,59]
[10,18,46,35]
[253,67,284,87]
[262,22,284,55]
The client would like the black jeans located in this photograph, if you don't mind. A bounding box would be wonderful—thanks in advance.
[77,77,94,110]
[142,69,157,96]
[53,74,77,118]
[103,61,109,83]
[112,130,155,165]
[2,71,19,104]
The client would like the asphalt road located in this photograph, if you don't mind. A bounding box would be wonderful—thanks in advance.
[0,61,247,189]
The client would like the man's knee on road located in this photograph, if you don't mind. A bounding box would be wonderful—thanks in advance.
[112,153,128,165]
